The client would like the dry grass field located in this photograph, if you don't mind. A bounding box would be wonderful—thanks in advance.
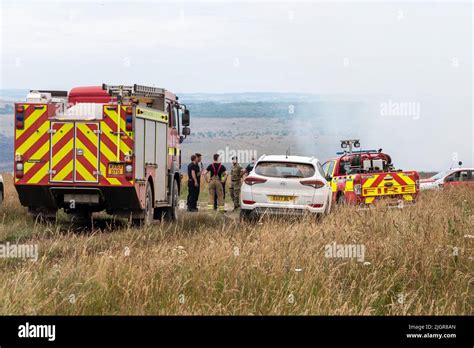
[0,173,472,315]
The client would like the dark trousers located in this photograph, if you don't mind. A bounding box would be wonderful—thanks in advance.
[188,181,199,210]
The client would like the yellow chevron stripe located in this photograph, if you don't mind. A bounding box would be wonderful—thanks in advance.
[51,138,74,180]
[15,106,46,141]
[75,160,96,182]
[54,161,73,182]
[102,120,132,156]
[362,175,378,188]
[16,118,49,155]
[25,162,49,184]
[76,137,98,171]
[398,174,415,185]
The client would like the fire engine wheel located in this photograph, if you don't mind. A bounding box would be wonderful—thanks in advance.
[164,180,179,221]
[134,184,154,226]
[143,184,154,226]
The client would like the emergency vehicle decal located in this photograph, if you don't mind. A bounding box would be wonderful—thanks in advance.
[50,122,74,183]
[74,123,99,183]
[15,104,50,185]
[362,173,416,197]
[100,105,134,186]
[136,106,168,123]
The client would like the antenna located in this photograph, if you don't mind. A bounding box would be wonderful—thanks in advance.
[286,147,291,158]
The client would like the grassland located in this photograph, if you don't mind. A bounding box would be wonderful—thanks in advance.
[0,173,472,315]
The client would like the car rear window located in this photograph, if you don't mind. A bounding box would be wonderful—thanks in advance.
[255,162,315,178]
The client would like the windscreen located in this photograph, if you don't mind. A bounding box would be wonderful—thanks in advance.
[255,162,315,178]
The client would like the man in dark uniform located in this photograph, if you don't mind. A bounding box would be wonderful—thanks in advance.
[206,154,227,212]
[187,154,200,212]
[195,153,203,205]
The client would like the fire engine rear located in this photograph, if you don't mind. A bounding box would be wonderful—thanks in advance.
[14,84,191,224]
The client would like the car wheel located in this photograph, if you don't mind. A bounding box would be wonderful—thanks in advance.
[240,209,256,222]
[324,196,331,215]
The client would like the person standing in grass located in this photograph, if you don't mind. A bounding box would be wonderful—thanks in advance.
[229,156,243,210]
[206,154,227,212]
[195,153,203,207]
[187,154,200,212]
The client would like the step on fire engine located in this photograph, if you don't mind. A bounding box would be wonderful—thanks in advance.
[322,140,419,207]
[14,84,191,224]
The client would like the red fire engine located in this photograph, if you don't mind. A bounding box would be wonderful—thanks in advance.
[14,84,190,224]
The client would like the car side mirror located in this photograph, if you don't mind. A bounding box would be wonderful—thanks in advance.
[182,127,190,136]
[325,174,332,182]
[182,109,190,127]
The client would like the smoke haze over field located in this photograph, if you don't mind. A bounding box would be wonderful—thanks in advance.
[0,1,472,170]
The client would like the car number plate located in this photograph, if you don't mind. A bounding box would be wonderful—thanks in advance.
[269,195,294,202]
[108,163,124,175]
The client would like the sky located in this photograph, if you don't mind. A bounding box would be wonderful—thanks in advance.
[0,0,472,169]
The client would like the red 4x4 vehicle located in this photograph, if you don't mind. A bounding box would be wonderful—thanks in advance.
[322,146,419,207]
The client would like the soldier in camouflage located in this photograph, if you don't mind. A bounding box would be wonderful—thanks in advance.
[229,156,243,210]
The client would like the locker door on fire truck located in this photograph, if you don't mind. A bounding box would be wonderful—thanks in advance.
[50,122,100,184]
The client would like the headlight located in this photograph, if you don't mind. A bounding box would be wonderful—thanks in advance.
[125,165,133,173]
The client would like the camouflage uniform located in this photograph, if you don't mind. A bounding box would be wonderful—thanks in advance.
[229,162,243,209]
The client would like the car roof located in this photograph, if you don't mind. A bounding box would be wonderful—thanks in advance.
[445,168,474,172]
[256,155,320,164]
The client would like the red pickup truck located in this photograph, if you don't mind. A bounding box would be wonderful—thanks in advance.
[322,149,419,207]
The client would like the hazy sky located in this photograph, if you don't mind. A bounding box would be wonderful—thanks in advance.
[0,0,472,169]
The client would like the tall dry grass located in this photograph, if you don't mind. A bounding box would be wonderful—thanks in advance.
[0,173,472,315]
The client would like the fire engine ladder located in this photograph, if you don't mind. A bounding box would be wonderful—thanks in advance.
[102,84,165,98]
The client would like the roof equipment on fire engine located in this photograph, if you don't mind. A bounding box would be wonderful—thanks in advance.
[340,139,360,154]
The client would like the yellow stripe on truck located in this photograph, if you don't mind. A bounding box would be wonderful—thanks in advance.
[16,118,50,155]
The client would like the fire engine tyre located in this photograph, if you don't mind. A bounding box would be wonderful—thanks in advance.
[28,207,57,224]
[144,184,154,226]
[164,180,179,221]
[134,184,154,226]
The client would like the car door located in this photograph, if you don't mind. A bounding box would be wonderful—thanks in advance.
[444,170,469,187]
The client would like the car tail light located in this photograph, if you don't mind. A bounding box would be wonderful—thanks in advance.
[244,177,267,186]
[16,106,25,130]
[242,200,256,205]
[354,183,361,195]
[308,203,323,208]
[300,179,325,189]
[15,154,24,179]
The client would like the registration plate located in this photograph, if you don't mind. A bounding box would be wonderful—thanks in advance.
[269,195,295,202]
[108,163,124,175]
